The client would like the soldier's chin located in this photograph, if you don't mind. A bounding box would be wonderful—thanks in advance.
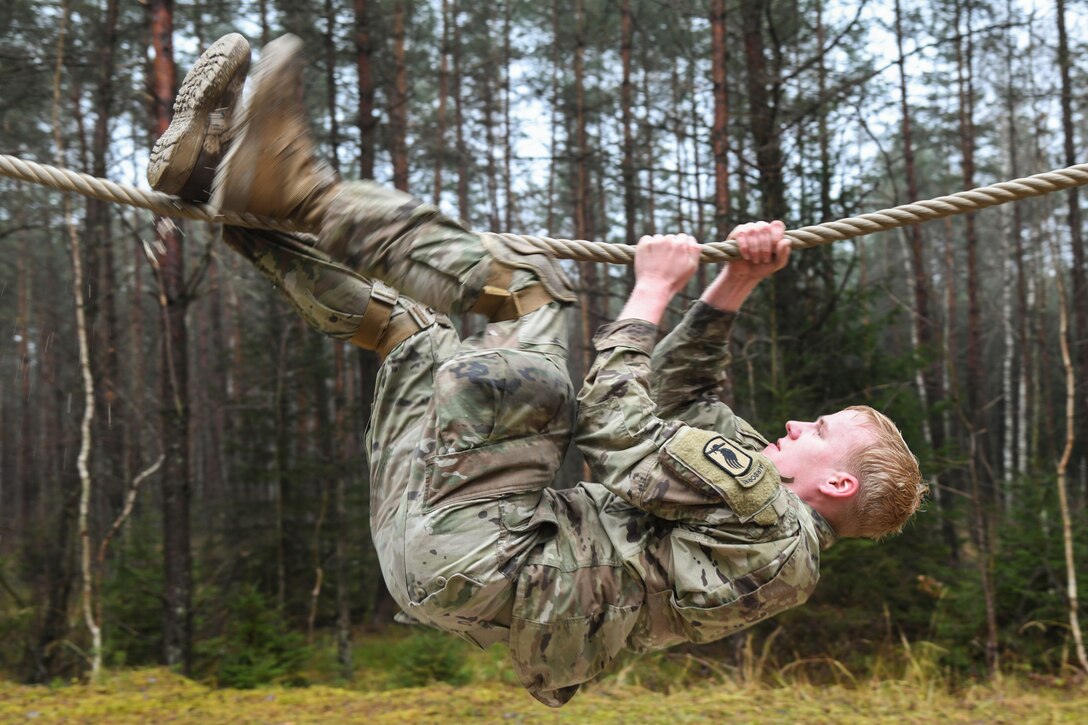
[763,447,792,480]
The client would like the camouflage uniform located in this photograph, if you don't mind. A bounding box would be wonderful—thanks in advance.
[504,303,836,705]
[226,184,836,708]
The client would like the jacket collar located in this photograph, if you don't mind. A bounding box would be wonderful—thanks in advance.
[807,506,838,550]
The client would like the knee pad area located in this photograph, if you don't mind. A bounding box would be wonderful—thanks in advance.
[433,350,574,455]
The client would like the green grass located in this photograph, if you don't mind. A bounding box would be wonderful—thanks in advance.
[2,631,1087,723]
[2,667,1087,724]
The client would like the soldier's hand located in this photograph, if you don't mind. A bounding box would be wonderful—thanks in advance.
[632,233,701,296]
[727,221,790,283]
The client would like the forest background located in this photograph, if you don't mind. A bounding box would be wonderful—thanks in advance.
[1,0,1088,696]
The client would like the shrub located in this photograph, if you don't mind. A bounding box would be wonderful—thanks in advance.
[388,629,471,688]
[199,585,310,689]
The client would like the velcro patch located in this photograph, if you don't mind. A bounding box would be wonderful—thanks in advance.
[703,436,753,481]
[663,426,781,523]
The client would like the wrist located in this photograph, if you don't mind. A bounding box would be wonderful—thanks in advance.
[619,280,675,325]
[701,273,759,312]
[632,278,680,298]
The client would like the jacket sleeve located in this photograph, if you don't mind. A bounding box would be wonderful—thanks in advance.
[575,318,782,526]
[649,301,739,432]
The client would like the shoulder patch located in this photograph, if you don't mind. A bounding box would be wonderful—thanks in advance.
[703,436,753,478]
[663,426,782,523]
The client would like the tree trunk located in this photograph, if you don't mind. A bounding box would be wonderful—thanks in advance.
[204,239,227,500]
[354,0,376,179]
[670,62,688,235]
[689,58,704,254]
[641,61,656,235]
[22,209,74,682]
[452,0,469,223]
[333,342,353,679]
[1049,220,1088,672]
[741,0,787,391]
[573,0,597,371]
[546,0,560,235]
[620,0,637,295]
[955,0,997,675]
[72,164,101,685]
[502,0,516,230]
[87,0,123,516]
[150,0,193,674]
[895,0,956,563]
[434,0,450,205]
[482,6,501,232]
[355,350,383,621]
[1001,0,1024,498]
[957,1,982,476]
[710,0,730,244]
[390,0,410,191]
[272,321,291,611]
[1056,0,1087,490]
[258,0,270,45]
[307,336,333,643]
[15,236,31,538]
[741,0,785,221]
[51,0,102,683]
[808,0,835,300]
[324,0,341,174]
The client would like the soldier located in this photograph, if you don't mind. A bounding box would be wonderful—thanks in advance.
[152,34,925,707]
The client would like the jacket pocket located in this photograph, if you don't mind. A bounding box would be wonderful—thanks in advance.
[509,602,641,695]
[667,545,810,644]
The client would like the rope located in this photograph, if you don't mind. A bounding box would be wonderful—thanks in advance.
[0,154,312,234]
[4,152,1088,264]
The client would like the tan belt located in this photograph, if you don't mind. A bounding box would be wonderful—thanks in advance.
[349,282,427,360]
[353,269,557,358]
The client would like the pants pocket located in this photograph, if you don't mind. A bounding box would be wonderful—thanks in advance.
[424,437,562,509]
[406,572,509,649]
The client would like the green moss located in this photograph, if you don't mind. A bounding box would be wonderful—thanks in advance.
[1,666,1087,724]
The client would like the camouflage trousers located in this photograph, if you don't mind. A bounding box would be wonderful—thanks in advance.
[367,304,574,645]
[319,180,576,318]
[222,182,576,645]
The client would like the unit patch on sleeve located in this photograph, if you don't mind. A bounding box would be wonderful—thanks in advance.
[703,436,753,478]
[662,425,782,522]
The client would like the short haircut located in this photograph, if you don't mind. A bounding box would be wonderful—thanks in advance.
[840,405,927,540]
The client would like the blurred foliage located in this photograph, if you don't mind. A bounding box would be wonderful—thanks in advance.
[100,522,163,669]
[386,629,472,688]
[195,585,310,689]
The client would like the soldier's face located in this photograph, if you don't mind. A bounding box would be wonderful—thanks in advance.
[762,409,873,488]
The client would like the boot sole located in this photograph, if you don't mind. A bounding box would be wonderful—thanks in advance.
[147,33,250,197]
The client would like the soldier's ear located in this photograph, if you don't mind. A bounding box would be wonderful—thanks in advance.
[819,472,859,499]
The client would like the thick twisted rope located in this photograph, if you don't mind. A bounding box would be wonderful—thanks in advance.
[3,152,1088,263]
[0,154,312,234]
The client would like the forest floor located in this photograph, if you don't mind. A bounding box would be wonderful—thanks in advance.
[2,631,1087,723]
[2,667,1088,724]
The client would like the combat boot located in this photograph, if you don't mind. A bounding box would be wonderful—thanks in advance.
[215,33,575,323]
[211,34,338,229]
[147,33,250,202]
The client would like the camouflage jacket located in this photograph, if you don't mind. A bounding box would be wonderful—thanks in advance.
[509,302,836,706]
